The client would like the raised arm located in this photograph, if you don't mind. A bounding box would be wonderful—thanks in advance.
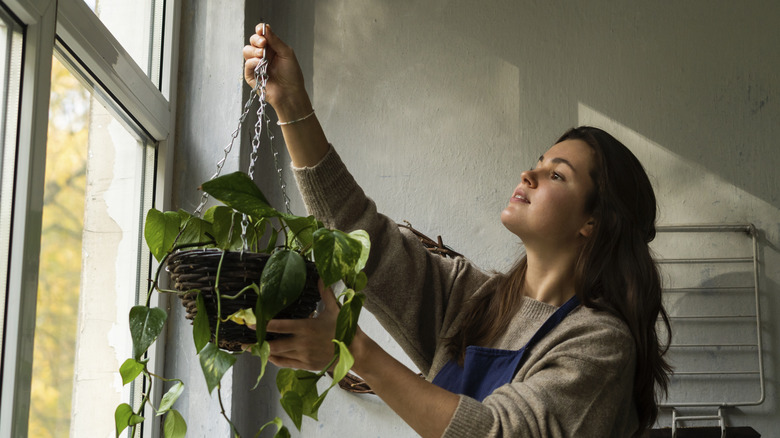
[243,23,329,167]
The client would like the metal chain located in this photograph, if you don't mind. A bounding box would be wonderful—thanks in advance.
[239,48,292,249]
[192,24,291,252]
[192,69,263,217]
[266,108,292,215]
[240,58,270,250]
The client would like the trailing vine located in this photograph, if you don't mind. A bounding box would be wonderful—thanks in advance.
[115,171,369,437]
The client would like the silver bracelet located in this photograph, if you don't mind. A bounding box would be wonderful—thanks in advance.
[276,109,315,126]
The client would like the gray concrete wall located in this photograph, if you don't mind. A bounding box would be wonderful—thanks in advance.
[167,0,247,436]
[176,1,779,436]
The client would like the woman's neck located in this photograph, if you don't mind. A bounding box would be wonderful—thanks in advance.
[522,248,579,307]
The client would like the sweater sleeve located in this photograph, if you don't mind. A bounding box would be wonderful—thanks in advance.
[292,146,491,373]
[443,314,638,438]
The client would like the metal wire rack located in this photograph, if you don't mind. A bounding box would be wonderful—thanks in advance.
[652,224,764,437]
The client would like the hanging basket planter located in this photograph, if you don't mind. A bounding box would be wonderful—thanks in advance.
[168,249,320,351]
[117,32,372,437]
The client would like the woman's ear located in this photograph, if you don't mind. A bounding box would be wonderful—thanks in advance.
[579,218,596,238]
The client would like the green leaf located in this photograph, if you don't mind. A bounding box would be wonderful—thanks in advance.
[193,292,210,353]
[258,250,306,321]
[265,226,280,253]
[297,372,322,420]
[163,409,187,438]
[129,306,167,360]
[275,368,296,394]
[334,289,365,346]
[331,340,355,386]
[211,207,244,250]
[279,390,303,430]
[114,403,144,438]
[252,217,269,252]
[351,270,368,292]
[276,369,322,428]
[177,210,213,246]
[119,358,145,385]
[312,229,363,286]
[144,209,181,262]
[257,417,290,438]
[201,172,281,219]
[250,341,271,390]
[347,229,371,272]
[203,205,219,223]
[281,214,318,250]
[198,343,237,394]
[114,403,131,437]
[226,308,257,326]
[157,382,184,415]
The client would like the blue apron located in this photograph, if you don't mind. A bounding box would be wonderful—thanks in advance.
[432,294,581,402]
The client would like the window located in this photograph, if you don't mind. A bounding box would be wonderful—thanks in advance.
[29,52,156,437]
[0,2,23,353]
[0,0,178,437]
[82,0,165,87]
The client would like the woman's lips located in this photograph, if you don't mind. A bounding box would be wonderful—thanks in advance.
[511,189,530,204]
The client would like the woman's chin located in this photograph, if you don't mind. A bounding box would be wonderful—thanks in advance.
[500,214,524,239]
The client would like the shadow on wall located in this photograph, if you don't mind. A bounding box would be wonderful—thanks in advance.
[447,1,779,211]
[309,0,777,269]
[578,103,780,241]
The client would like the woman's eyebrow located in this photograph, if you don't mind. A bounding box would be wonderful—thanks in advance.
[538,155,577,172]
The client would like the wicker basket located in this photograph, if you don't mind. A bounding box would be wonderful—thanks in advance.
[167,249,320,351]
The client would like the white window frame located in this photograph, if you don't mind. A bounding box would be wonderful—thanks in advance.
[0,0,179,436]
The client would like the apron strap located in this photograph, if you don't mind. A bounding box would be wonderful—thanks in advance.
[512,294,581,375]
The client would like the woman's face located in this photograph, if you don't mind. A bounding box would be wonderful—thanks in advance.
[500,139,597,248]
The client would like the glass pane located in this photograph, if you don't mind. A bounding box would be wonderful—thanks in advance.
[0,5,24,349]
[28,54,155,438]
[83,0,164,86]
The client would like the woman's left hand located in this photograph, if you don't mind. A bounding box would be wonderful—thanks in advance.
[264,279,345,371]
[261,280,459,438]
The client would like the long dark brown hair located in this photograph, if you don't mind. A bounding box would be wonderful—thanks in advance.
[449,126,672,433]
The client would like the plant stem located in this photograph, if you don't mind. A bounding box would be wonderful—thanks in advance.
[130,372,153,436]
[213,250,226,346]
[217,385,241,437]
[146,372,183,384]
[145,252,169,307]
[219,283,259,301]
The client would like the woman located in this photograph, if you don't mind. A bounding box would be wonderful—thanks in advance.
[243,24,671,438]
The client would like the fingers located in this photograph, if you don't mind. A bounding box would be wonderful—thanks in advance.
[266,318,306,334]
[317,278,340,310]
[268,355,310,370]
[267,329,335,371]
[253,24,293,59]
[267,335,298,355]
[242,42,264,61]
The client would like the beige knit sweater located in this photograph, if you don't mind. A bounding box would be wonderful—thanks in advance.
[293,147,640,437]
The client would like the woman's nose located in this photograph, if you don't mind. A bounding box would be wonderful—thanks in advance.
[520,169,537,188]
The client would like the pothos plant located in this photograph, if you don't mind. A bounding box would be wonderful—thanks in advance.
[114,170,370,438]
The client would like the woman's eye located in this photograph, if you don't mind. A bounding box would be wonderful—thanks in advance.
[552,172,564,181]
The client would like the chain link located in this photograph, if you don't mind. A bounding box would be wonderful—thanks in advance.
[240,58,270,250]
[267,109,292,215]
[192,67,264,217]
[192,30,291,252]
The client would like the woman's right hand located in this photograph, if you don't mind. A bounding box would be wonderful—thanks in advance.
[243,23,313,121]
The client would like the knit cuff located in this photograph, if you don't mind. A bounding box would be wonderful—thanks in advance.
[443,395,494,437]
[291,145,358,224]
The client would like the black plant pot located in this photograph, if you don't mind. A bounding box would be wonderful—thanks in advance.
[166,249,320,351]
